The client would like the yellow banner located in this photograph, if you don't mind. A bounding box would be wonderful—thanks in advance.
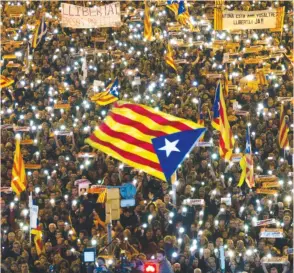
[262,182,280,188]
[54,104,71,109]
[25,164,41,169]
[256,188,278,195]
[256,175,278,183]
[20,139,34,145]
[5,4,26,15]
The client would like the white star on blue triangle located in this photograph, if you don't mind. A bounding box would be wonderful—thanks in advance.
[152,128,206,181]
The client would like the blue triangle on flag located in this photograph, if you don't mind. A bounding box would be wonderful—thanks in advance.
[152,128,206,181]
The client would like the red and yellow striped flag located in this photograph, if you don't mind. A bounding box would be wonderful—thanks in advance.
[31,227,45,255]
[11,138,26,196]
[0,75,14,88]
[86,101,205,181]
[238,126,254,188]
[212,82,235,161]
[278,104,289,149]
[97,189,106,203]
[214,8,223,30]
[165,43,177,73]
[144,0,153,41]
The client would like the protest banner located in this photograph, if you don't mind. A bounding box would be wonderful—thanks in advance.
[25,164,41,169]
[183,199,204,206]
[221,197,232,206]
[0,187,13,194]
[61,2,121,29]
[231,154,242,162]
[5,4,26,16]
[255,175,278,183]
[215,8,284,31]
[277,97,294,103]
[256,218,276,227]
[77,152,97,158]
[196,142,212,147]
[262,256,288,264]
[260,228,283,238]
[262,182,280,188]
[14,126,30,132]
[54,104,71,110]
[20,139,34,145]
[256,188,278,195]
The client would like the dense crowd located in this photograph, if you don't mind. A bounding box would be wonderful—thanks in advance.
[0,1,293,273]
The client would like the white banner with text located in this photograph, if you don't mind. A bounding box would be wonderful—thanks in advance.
[61,2,121,29]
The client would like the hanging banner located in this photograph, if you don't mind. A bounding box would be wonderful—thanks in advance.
[215,8,284,31]
[260,228,283,238]
[61,2,121,29]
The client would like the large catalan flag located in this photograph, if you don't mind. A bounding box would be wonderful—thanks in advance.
[11,138,26,196]
[166,0,179,16]
[31,15,47,49]
[0,75,14,88]
[211,82,235,161]
[165,43,177,73]
[238,126,254,188]
[86,101,206,181]
[90,78,119,106]
[144,0,153,41]
[31,227,45,255]
[278,103,289,149]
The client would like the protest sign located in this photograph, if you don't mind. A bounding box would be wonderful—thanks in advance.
[20,139,34,145]
[54,104,71,110]
[196,142,212,147]
[30,205,39,229]
[61,2,121,29]
[255,175,278,183]
[260,228,283,238]
[256,218,276,227]
[183,199,204,206]
[232,153,243,162]
[256,188,278,195]
[221,197,232,206]
[5,4,26,15]
[262,182,280,188]
[25,164,41,169]
[262,256,288,264]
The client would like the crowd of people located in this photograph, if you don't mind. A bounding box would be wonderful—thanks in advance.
[1,1,293,273]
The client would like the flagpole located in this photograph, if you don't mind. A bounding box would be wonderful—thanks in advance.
[29,192,33,245]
